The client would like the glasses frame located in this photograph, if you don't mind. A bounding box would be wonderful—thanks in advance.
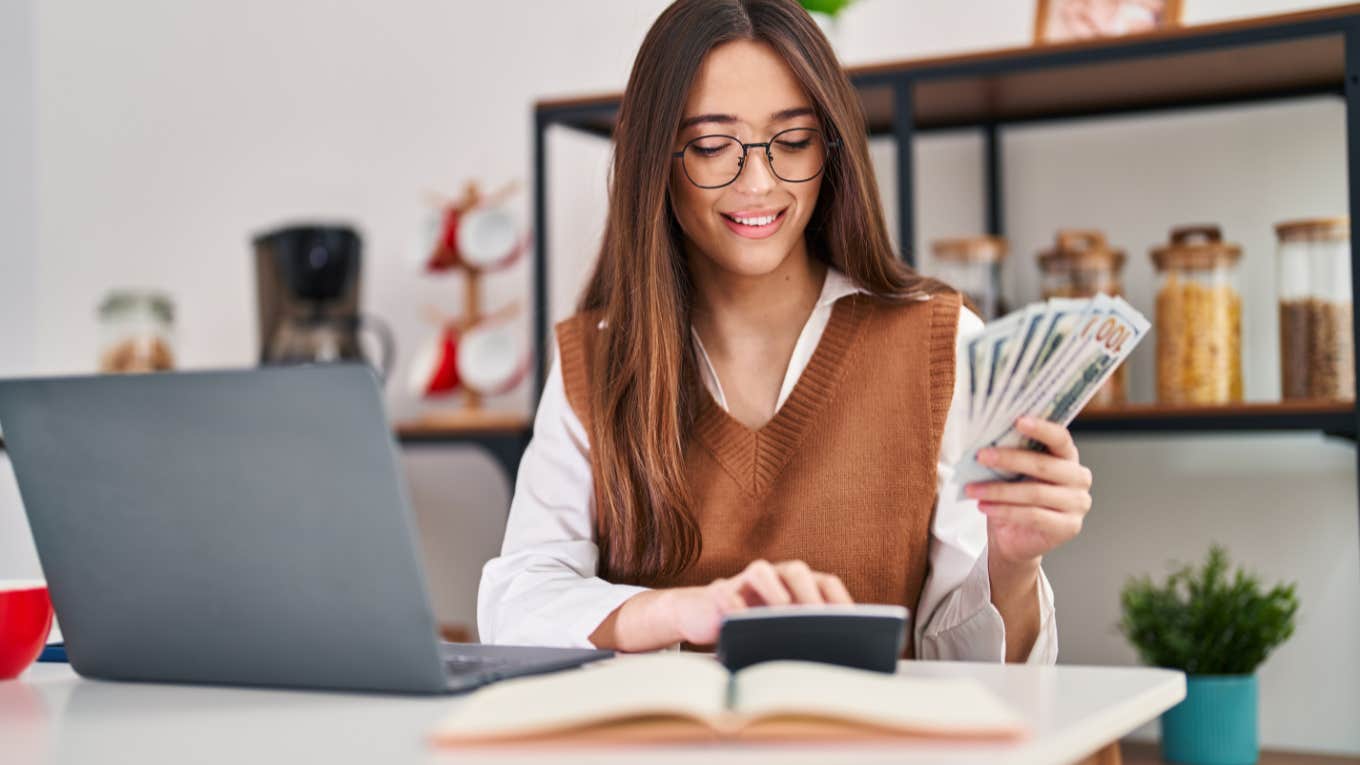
[670,127,840,189]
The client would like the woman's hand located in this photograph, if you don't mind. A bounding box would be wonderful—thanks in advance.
[590,559,852,652]
[965,416,1093,569]
[668,559,853,646]
[964,416,1091,661]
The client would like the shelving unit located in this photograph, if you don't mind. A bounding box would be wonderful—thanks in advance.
[532,4,1360,444]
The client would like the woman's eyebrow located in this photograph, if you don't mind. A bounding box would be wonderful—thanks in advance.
[678,106,815,132]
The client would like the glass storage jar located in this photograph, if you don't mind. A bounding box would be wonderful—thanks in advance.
[1150,225,1243,405]
[97,289,176,373]
[930,236,1008,321]
[1275,217,1353,400]
[1037,229,1128,408]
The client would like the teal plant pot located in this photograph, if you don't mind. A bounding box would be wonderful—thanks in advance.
[1161,674,1258,765]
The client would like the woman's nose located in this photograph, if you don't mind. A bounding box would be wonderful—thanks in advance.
[733,147,778,195]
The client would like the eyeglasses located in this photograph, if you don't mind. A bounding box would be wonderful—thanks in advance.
[671,127,839,189]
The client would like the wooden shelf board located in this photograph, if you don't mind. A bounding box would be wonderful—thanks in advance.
[535,4,1357,136]
[394,409,531,440]
[1072,399,1356,436]
[1079,399,1355,420]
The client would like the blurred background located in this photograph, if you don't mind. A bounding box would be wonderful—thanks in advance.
[1,0,1357,754]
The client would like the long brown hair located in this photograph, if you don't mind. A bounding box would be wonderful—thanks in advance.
[578,0,944,582]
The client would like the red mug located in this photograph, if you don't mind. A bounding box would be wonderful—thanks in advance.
[0,581,53,680]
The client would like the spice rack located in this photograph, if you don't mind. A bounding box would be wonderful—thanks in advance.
[531,4,1360,446]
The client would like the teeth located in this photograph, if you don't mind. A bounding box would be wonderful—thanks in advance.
[732,212,778,226]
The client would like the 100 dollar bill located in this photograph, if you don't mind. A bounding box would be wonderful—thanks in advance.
[954,295,1149,492]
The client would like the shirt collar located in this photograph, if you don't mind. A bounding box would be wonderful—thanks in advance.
[818,265,868,308]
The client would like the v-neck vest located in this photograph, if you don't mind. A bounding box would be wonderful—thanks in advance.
[555,291,960,656]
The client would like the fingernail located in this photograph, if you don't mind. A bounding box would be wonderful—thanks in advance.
[978,501,992,513]
[1017,416,1033,428]
[978,449,996,465]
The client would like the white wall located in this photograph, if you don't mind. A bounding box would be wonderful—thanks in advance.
[0,0,42,583]
[2,0,1357,752]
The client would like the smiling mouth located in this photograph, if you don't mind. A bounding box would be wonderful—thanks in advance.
[721,208,787,227]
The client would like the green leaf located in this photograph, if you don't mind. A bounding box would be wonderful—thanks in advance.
[799,0,855,16]
[1117,544,1299,675]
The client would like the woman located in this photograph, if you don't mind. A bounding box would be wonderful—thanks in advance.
[479,0,1093,662]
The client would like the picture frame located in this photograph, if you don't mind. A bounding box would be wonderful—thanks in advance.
[1034,0,1184,44]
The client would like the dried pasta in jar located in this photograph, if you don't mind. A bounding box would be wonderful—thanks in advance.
[1150,226,1244,405]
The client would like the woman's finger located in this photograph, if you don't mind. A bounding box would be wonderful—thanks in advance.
[1013,416,1079,462]
[979,503,1084,538]
[739,559,792,606]
[816,573,854,604]
[775,560,825,605]
[967,481,1092,515]
[709,578,747,615]
[979,447,1092,488]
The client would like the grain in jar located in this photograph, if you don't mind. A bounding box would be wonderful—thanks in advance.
[1150,225,1243,405]
[1275,217,1353,400]
[930,236,1007,321]
[1038,230,1127,408]
[97,290,177,373]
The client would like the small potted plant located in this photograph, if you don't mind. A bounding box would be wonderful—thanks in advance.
[1120,545,1299,765]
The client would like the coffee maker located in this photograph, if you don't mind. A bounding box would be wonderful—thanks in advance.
[253,224,393,379]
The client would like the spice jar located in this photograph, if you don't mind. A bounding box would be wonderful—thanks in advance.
[1275,217,1353,400]
[930,236,1008,321]
[1038,230,1128,408]
[98,290,176,373]
[1150,225,1243,405]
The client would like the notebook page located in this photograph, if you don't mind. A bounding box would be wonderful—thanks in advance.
[733,661,1026,736]
[433,653,731,741]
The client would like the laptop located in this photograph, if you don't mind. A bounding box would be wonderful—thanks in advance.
[0,364,611,694]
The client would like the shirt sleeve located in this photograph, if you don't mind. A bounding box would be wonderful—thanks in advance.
[476,343,650,648]
[913,304,1060,664]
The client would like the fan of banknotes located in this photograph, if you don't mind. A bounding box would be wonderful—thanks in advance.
[953,293,1151,494]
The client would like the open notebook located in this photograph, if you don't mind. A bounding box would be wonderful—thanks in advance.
[430,653,1027,746]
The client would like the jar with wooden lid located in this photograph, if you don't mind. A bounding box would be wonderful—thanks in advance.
[930,236,1007,321]
[1276,217,1353,400]
[1038,229,1128,408]
[1150,225,1243,405]
[97,289,176,373]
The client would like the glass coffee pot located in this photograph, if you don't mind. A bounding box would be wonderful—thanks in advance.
[253,224,394,379]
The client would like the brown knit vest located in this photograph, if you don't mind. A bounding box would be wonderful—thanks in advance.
[555,291,960,657]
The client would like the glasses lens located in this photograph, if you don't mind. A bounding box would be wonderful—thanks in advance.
[682,136,744,188]
[769,128,826,183]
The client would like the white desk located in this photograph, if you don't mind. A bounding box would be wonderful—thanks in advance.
[2,660,1183,765]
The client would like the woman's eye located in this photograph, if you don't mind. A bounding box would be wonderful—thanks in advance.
[776,139,812,152]
[690,141,734,158]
